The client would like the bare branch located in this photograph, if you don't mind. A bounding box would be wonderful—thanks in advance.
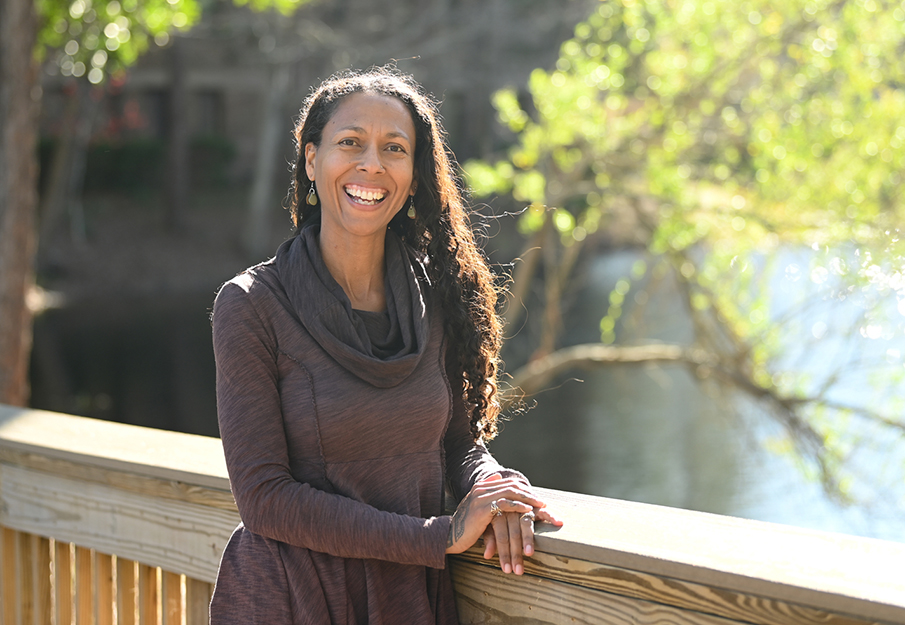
[504,342,709,404]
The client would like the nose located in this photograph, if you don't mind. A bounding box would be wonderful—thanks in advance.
[357,143,385,173]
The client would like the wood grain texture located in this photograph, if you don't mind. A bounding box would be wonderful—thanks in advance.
[75,546,92,624]
[0,464,239,584]
[54,540,73,625]
[451,558,746,625]
[95,551,114,625]
[1,528,16,625]
[185,578,212,625]
[0,449,237,513]
[161,571,181,625]
[17,531,34,625]
[32,535,51,625]
[0,406,230,490]
[453,548,875,625]
[531,488,905,623]
[139,565,159,625]
[117,558,138,625]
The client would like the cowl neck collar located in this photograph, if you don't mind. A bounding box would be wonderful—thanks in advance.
[274,225,429,388]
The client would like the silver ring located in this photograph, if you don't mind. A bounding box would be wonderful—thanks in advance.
[490,499,503,517]
[521,511,536,523]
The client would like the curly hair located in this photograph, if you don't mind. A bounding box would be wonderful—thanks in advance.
[286,66,504,442]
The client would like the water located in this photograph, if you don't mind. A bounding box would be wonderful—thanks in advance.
[489,249,905,543]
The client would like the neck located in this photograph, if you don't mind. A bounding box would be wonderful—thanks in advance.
[318,228,388,312]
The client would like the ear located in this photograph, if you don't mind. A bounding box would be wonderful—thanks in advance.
[410,175,418,197]
[304,143,317,181]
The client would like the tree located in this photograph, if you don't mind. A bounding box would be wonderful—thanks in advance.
[0,0,314,405]
[0,0,41,406]
[466,0,905,504]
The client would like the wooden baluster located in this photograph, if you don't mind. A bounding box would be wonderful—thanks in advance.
[18,531,35,625]
[183,579,211,625]
[94,552,114,625]
[54,541,74,625]
[74,546,94,625]
[33,535,52,625]
[1,527,18,625]
[138,565,159,625]
[116,558,137,625]
[161,572,182,625]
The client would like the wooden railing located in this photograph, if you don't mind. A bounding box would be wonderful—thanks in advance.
[2,405,904,625]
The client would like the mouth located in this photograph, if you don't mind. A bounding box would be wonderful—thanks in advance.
[344,184,388,206]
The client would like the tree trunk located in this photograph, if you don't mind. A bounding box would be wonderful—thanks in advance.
[0,0,39,406]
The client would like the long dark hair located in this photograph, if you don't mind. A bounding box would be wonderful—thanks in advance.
[287,66,503,442]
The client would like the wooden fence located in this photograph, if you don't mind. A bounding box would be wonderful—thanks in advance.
[1,404,904,624]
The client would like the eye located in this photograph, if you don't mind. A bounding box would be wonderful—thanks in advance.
[338,138,358,147]
[387,144,407,154]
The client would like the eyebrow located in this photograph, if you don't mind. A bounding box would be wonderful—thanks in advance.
[336,125,411,141]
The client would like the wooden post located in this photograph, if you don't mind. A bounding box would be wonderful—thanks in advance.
[74,546,93,624]
[116,558,137,625]
[161,572,182,625]
[138,565,159,625]
[17,531,35,625]
[54,540,73,625]
[33,535,52,625]
[94,552,114,625]
[1,528,18,625]
[184,578,211,625]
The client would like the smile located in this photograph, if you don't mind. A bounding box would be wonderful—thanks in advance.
[344,184,387,205]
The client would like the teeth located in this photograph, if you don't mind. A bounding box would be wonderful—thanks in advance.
[345,185,386,203]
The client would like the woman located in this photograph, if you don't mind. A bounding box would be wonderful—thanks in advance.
[210,66,561,624]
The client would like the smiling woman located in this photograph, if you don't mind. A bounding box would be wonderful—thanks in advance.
[208,66,562,624]
[305,92,418,311]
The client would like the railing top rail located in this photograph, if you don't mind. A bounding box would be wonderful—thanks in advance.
[534,488,905,622]
[0,404,228,490]
[2,404,904,623]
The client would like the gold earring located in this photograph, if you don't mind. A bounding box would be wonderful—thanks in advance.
[407,196,416,219]
[306,182,318,206]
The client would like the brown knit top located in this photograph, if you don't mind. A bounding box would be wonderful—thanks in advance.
[209,227,516,624]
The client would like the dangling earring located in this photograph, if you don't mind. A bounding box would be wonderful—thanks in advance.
[406,196,416,219]
[306,181,318,206]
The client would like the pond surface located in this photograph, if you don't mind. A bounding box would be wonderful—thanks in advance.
[490,249,905,543]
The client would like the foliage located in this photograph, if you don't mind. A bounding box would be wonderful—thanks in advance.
[34,0,315,84]
[36,0,202,83]
[466,0,905,504]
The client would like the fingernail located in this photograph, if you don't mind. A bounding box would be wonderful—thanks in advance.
[525,545,533,556]
[503,563,511,574]
[515,564,523,575]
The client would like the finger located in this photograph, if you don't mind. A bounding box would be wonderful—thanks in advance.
[534,508,564,526]
[521,510,536,558]
[507,512,523,575]
[482,526,496,559]
[492,515,512,574]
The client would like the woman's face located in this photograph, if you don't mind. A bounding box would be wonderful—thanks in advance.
[305,92,417,243]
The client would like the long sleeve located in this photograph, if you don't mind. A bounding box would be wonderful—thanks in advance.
[213,280,450,569]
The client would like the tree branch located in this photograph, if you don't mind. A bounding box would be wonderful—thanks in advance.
[504,342,710,405]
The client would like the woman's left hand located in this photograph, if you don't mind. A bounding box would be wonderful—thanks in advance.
[481,506,563,575]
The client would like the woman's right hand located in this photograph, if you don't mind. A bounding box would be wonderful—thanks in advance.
[445,473,545,555]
